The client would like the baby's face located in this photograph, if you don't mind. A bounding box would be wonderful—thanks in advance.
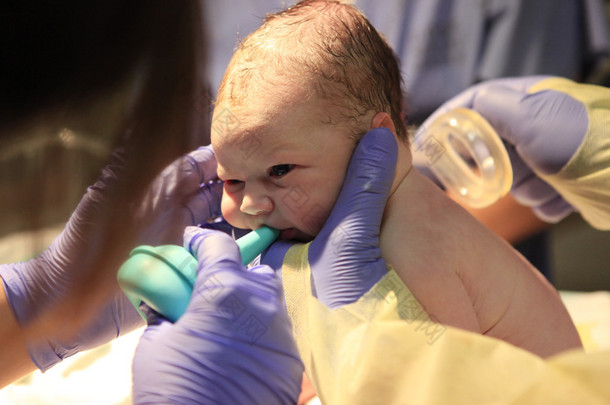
[212,90,357,241]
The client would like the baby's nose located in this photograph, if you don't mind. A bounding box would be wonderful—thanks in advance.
[240,193,273,216]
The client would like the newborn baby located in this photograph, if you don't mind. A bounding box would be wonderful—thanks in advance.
[211,0,582,358]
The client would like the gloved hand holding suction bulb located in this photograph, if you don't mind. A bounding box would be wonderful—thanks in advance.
[118,224,280,321]
[131,227,303,404]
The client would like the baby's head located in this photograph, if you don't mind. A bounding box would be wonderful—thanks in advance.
[212,0,407,241]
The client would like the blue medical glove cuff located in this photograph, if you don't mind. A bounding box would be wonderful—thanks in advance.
[2,261,142,371]
[1,261,62,371]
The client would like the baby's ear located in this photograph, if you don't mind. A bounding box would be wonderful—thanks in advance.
[370,112,397,136]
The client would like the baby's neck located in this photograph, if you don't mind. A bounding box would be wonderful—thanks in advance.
[385,141,472,239]
[388,139,413,199]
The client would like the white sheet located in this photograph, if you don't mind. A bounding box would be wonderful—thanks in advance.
[1,291,608,404]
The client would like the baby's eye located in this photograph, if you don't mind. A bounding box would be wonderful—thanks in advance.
[269,164,295,178]
[224,179,245,192]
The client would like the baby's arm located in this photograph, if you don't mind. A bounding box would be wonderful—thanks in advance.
[471,245,583,358]
[393,257,481,333]
[381,205,582,357]
[380,192,481,333]
[379,169,581,357]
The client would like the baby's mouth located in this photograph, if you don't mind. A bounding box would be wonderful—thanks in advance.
[279,227,314,242]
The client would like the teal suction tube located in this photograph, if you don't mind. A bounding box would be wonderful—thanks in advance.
[117,226,280,322]
[234,225,280,266]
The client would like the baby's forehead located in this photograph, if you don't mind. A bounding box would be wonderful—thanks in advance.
[215,78,322,125]
[219,66,316,106]
[211,94,355,158]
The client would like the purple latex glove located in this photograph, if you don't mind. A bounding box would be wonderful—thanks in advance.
[134,146,224,245]
[0,147,222,371]
[415,76,588,222]
[132,227,303,405]
[262,128,398,309]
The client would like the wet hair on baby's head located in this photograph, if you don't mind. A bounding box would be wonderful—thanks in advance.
[217,0,408,140]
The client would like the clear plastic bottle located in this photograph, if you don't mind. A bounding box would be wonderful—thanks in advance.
[414,108,513,208]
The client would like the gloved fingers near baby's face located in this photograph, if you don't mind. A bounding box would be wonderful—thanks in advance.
[180,147,223,218]
[313,128,397,251]
[261,129,397,277]
[259,129,397,310]
[184,226,241,268]
[183,227,282,295]
[133,146,223,245]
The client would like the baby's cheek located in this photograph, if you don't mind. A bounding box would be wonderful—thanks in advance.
[293,201,332,237]
[221,193,247,229]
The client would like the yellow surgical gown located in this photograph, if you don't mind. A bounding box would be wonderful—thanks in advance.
[282,243,610,404]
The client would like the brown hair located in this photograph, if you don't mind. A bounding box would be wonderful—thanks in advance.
[217,0,408,140]
[1,1,208,341]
